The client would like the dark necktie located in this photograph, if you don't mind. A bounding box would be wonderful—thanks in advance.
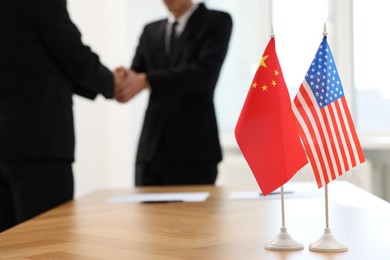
[170,21,178,55]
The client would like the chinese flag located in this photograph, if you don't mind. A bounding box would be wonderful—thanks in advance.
[235,37,307,195]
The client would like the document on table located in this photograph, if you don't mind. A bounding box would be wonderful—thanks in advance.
[229,183,322,200]
[107,192,210,203]
[228,190,292,200]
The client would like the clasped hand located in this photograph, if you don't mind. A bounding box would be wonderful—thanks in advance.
[113,67,147,103]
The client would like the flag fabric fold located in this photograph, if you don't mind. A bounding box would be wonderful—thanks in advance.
[235,38,308,195]
[290,36,365,188]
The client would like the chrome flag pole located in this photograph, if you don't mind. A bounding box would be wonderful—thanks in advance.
[235,24,308,251]
[290,20,365,252]
[308,24,348,252]
[264,26,303,251]
[309,184,348,252]
[265,185,304,251]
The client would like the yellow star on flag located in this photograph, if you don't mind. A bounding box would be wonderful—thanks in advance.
[259,55,269,68]
[261,84,268,91]
[274,69,279,76]
[252,82,258,88]
[271,80,277,87]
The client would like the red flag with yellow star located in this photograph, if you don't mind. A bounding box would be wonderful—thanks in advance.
[235,37,307,195]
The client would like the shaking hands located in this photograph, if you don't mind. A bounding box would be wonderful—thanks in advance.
[113,67,147,103]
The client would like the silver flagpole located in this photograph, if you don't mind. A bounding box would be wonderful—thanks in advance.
[309,183,348,252]
[308,23,348,253]
[264,25,303,251]
[265,185,304,251]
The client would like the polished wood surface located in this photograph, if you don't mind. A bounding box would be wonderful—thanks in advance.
[1,182,390,259]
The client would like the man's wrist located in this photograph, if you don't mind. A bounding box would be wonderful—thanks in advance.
[140,73,150,90]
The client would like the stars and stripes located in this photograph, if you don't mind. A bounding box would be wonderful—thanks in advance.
[291,36,365,188]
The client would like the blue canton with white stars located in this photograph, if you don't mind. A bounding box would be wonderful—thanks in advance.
[305,37,344,108]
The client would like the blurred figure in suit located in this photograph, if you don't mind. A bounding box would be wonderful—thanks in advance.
[0,0,133,232]
[116,0,232,186]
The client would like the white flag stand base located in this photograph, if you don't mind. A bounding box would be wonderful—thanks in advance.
[309,228,348,252]
[265,227,304,251]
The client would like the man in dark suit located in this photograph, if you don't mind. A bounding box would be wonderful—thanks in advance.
[116,0,232,186]
[0,0,132,232]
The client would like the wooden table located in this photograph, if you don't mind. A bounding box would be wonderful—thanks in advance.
[1,182,390,259]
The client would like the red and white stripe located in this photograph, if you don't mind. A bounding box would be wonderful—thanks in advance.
[291,80,365,188]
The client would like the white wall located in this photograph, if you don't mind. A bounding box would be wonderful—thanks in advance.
[68,0,167,198]
[67,1,376,200]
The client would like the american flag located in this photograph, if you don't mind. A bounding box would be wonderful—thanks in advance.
[291,36,365,188]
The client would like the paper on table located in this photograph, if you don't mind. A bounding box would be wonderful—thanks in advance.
[229,189,293,200]
[107,192,210,203]
[229,191,262,200]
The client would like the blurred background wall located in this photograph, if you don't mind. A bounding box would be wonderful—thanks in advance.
[67,0,390,201]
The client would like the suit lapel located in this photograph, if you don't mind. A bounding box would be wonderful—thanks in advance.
[154,20,170,63]
[169,4,207,65]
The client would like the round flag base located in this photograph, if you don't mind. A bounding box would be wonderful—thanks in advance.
[265,227,304,251]
[309,228,348,252]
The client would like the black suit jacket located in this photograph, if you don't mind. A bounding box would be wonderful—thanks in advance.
[132,3,232,163]
[0,0,114,161]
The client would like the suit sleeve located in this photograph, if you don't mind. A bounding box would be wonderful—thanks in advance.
[145,12,232,96]
[131,28,148,74]
[31,0,114,99]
